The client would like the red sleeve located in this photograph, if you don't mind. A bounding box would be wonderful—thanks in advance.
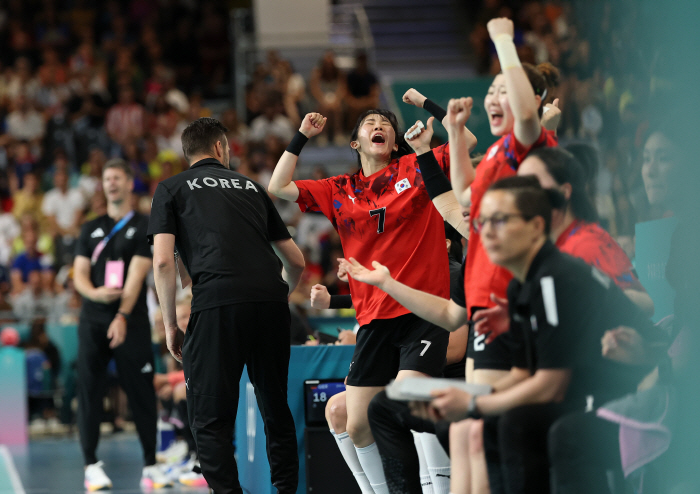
[431,142,451,175]
[568,235,645,292]
[294,178,337,221]
[512,127,558,163]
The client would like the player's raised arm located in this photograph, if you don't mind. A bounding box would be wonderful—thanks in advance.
[268,112,327,201]
[487,17,541,147]
[445,97,477,207]
[340,258,467,332]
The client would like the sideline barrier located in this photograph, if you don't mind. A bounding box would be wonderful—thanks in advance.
[236,344,355,494]
[0,347,27,445]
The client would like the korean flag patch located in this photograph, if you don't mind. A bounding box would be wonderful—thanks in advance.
[395,178,411,194]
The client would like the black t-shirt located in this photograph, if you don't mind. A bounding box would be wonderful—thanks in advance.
[444,256,467,378]
[504,240,664,408]
[75,212,152,322]
[147,158,292,313]
[347,70,378,98]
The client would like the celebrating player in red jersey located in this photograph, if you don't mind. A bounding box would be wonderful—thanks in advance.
[404,18,560,388]
[269,108,475,493]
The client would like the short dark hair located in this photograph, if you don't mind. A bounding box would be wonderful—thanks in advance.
[181,117,229,161]
[487,175,565,235]
[103,158,133,179]
[527,147,599,223]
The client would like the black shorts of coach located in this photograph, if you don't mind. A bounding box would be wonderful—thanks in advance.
[467,306,513,371]
[346,312,449,387]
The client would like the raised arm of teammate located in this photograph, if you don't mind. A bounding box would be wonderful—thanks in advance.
[339,257,467,332]
[268,112,327,201]
[404,109,472,237]
[487,17,542,147]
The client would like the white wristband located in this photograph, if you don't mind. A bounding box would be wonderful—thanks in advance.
[493,34,521,70]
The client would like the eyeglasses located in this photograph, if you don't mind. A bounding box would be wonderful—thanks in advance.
[472,213,529,234]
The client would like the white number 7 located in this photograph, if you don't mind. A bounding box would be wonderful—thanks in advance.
[419,340,431,357]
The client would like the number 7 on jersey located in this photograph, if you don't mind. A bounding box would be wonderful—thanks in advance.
[369,207,386,234]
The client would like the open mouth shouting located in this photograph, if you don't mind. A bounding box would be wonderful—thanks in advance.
[371,133,386,144]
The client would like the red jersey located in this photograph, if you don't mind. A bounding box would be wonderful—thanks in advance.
[556,219,645,291]
[295,144,451,326]
[464,128,558,312]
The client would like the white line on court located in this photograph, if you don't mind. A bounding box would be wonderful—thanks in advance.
[0,445,25,494]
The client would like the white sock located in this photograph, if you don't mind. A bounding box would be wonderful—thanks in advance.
[419,433,451,494]
[355,442,389,494]
[331,430,374,494]
[413,432,435,494]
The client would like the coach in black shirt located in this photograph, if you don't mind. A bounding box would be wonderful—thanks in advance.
[73,159,167,490]
[148,117,305,494]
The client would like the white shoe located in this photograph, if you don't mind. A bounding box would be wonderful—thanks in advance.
[162,453,195,483]
[156,439,189,464]
[178,470,208,488]
[141,464,174,489]
[84,461,113,492]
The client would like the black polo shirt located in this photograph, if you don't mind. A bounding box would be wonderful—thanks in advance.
[147,158,292,313]
[504,240,665,408]
[75,212,152,323]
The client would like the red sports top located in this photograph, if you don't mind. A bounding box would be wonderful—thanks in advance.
[465,128,558,312]
[295,144,451,326]
[556,219,645,291]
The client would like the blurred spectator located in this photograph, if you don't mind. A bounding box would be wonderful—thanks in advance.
[42,168,85,269]
[248,90,295,143]
[12,171,44,226]
[6,93,45,146]
[105,86,144,145]
[635,129,676,222]
[10,218,52,296]
[122,139,150,195]
[78,148,106,200]
[12,270,53,321]
[6,57,40,101]
[309,51,346,144]
[345,52,380,130]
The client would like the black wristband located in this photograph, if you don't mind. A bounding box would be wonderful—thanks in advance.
[329,294,353,309]
[417,152,452,199]
[286,131,309,156]
[116,310,130,321]
[423,98,447,122]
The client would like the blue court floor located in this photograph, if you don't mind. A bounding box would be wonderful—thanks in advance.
[1,433,210,493]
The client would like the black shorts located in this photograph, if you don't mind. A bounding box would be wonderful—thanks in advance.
[467,306,512,371]
[346,313,449,387]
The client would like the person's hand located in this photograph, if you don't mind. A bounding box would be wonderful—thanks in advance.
[107,315,127,349]
[340,258,392,289]
[337,330,356,345]
[602,326,646,364]
[445,97,473,131]
[429,387,472,422]
[92,286,123,304]
[487,17,514,41]
[402,88,427,108]
[473,293,511,344]
[304,338,320,346]
[541,98,561,132]
[405,117,434,154]
[166,325,185,363]
[337,259,349,282]
[299,112,327,138]
[310,284,331,309]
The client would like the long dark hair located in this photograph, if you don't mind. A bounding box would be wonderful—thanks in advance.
[527,147,599,223]
[350,109,412,167]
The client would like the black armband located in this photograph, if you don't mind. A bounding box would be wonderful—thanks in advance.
[329,294,353,309]
[285,131,309,156]
[417,152,452,199]
[423,98,447,122]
